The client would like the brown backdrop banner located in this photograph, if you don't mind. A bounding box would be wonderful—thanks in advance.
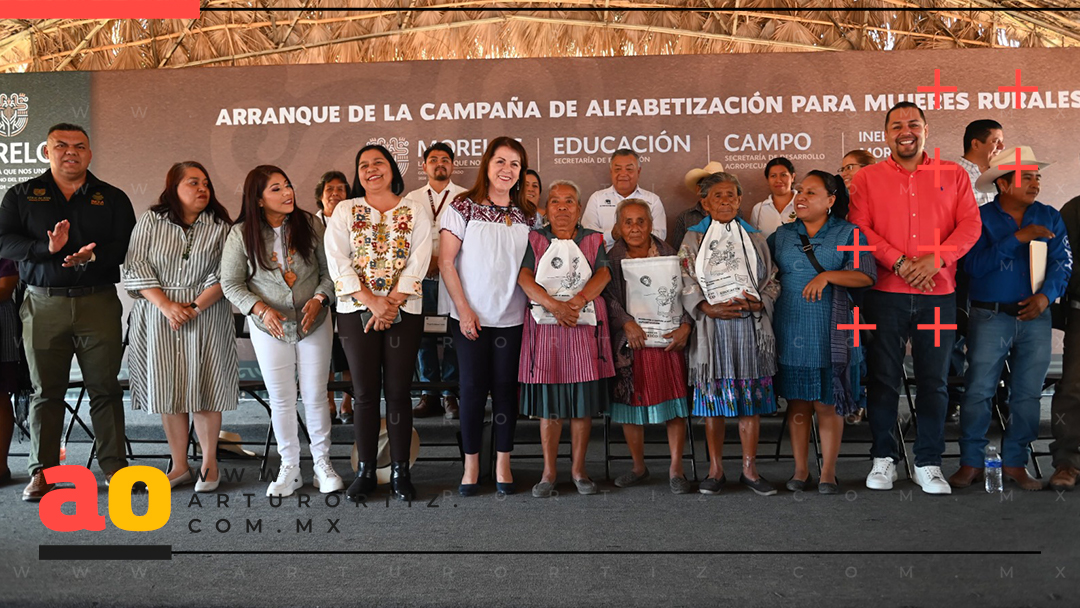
[65,47,1080,226]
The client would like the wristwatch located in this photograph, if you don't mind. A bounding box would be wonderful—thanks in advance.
[319,294,331,308]
[188,302,200,314]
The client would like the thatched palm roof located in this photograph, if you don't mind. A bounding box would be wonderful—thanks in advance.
[2,1,1080,73]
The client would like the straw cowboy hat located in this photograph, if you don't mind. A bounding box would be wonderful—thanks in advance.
[683,161,726,194]
[974,146,1051,193]
[350,420,421,484]
[195,431,259,458]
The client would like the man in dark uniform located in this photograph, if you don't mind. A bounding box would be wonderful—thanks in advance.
[0,123,136,501]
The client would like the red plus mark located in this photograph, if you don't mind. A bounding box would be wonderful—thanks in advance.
[997,147,1038,188]
[999,68,1038,110]
[836,228,876,269]
[837,306,875,348]
[916,228,958,269]
[917,307,957,347]
[916,147,958,188]
[917,68,957,109]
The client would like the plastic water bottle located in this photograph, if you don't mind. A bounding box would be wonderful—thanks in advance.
[985,445,1003,493]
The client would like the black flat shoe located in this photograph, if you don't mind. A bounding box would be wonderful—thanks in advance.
[346,461,377,502]
[459,483,480,497]
[390,461,416,502]
[496,481,515,496]
[818,478,841,495]
[785,475,813,492]
[740,473,778,496]
[340,412,353,425]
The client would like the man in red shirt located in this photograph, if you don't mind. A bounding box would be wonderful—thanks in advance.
[849,102,982,495]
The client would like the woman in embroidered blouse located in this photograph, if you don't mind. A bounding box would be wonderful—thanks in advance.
[325,144,432,503]
[769,171,875,494]
[679,172,781,497]
[220,165,343,499]
[518,180,614,498]
[439,136,534,497]
[123,161,237,492]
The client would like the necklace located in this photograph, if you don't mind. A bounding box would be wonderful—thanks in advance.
[486,198,514,226]
[181,225,195,260]
[270,223,298,288]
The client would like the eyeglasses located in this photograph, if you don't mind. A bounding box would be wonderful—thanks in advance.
[839,163,867,173]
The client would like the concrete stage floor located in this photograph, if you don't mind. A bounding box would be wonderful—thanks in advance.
[1,392,1077,608]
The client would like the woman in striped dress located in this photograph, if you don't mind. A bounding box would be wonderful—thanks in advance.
[122,161,238,492]
[604,199,693,493]
[518,180,614,498]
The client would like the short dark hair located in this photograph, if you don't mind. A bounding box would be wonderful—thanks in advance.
[314,170,349,209]
[423,142,455,163]
[611,148,639,164]
[47,123,89,141]
[993,171,1016,194]
[525,168,541,183]
[764,157,795,178]
[963,119,1004,154]
[352,144,405,197]
[884,101,926,128]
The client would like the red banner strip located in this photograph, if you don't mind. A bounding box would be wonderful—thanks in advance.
[0,0,200,19]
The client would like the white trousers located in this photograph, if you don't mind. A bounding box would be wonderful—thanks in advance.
[248,320,333,466]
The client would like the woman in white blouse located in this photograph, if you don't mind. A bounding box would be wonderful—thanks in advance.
[325,144,432,503]
[748,157,797,238]
[439,137,535,497]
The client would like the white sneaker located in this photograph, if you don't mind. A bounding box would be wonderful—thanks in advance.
[866,457,898,490]
[313,457,344,493]
[266,464,303,497]
[914,465,952,495]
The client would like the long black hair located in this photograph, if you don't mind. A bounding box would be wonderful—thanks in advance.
[351,145,405,198]
[805,170,850,220]
[237,165,318,278]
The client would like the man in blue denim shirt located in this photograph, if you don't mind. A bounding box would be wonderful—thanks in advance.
[949,146,1072,491]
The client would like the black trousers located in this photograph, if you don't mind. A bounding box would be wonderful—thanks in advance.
[451,320,522,455]
[339,311,423,463]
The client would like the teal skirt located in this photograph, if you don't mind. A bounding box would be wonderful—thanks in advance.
[609,397,689,425]
[521,379,608,420]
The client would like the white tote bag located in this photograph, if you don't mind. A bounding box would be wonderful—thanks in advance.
[530,238,597,326]
[694,219,759,305]
[621,256,684,347]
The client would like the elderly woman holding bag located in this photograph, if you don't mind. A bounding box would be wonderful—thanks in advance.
[604,199,693,493]
[518,181,614,498]
[679,172,781,497]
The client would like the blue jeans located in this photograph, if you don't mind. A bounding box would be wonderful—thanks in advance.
[416,278,457,396]
[959,307,1051,468]
[862,290,955,467]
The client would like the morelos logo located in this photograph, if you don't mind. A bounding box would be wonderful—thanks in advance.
[0,92,29,138]
[367,137,410,176]
[91,192,105,205]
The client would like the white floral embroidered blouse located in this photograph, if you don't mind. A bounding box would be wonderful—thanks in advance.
[323,196,432,315]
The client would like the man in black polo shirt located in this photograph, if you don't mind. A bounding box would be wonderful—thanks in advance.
[0,123,136,501]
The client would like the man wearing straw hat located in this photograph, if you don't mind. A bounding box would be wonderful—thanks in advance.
[949,146,1071,491]
[671,161,724,249]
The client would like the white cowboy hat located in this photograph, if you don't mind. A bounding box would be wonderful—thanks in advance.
[974,146,1051,193]
[349,420,421,484]
[683,161,726,195]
